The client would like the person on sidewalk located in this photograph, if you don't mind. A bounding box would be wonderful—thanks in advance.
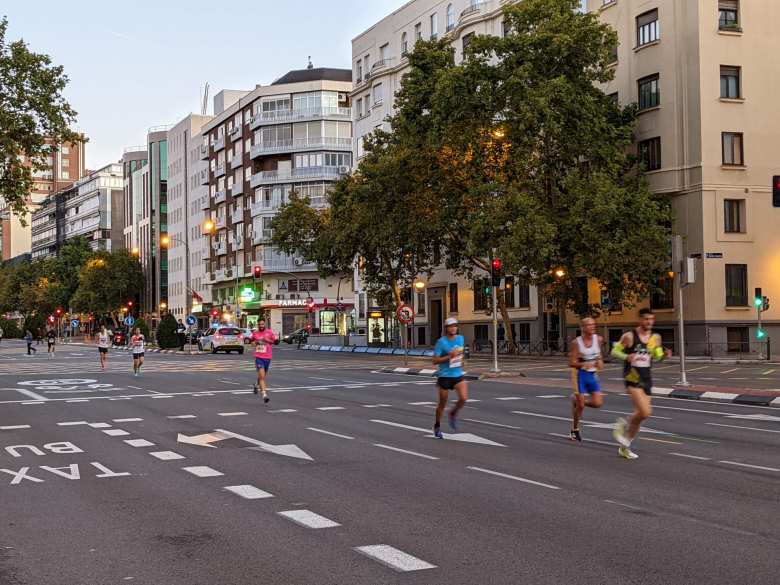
[176,319,186,351]
[24,330,36,355]
[0,325,4,345]
[432,317,468,439]
[611,308,671,460]
[568,317,604,442]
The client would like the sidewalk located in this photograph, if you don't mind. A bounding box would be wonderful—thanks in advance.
[66,338,202,355]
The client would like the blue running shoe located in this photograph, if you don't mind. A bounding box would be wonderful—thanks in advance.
[448,413,459,432]
[434,425,444,439]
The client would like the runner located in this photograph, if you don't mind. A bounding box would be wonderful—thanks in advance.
[0,325,4,345]
[251,318,278,404]
[568,317,604,442]
[611,308,671,459]
[432,317,468,439]
[130,327,145,376]
[46,328,56,357]
[97,325,112,370]
[24,329,36,355]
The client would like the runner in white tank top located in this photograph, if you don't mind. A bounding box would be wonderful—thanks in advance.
[568,317,604,442]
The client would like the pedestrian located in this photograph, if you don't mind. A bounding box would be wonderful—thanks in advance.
[97,325,111,370]
[432,317,468,439]
[0,325,4,345]
[611,308,671,460]
[251,318,278,404]
[46,328,56,357]
[130,327,145,376]
[24,329,36,355]
[569,317,604,442]
[176,319,186,351]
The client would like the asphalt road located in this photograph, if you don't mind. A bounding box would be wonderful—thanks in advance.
[0,341,778,584]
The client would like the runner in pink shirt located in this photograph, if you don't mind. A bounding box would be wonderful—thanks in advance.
[251,318,278,403]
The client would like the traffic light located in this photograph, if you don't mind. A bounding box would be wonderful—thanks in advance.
[253,265,262,279]
[491,257,503,287]
[306,298,315,313]
[482,278,492,295]
[127,300,134,308]
[210,308,220,319]
[757,328,767,340]
[763,297,770,312]
[54,308,63,317]
[773,175,780,207]
[754,288,763,309]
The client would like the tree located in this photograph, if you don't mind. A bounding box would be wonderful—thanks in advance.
[134,317,150,340]
[70,250,144,321]
[156,313,179,349]
[0,17,80,218]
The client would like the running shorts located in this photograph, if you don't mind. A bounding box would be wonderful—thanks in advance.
[133,352,144,359]
[437,376,464,390]
[255,358,271,372]
[624,366,652,395]
[573,370,601,394]
[98,347,108,354]
[47,341,55,348]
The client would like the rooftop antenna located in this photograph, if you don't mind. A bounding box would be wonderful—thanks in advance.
[201,82,210,116]
[307,56,313,70]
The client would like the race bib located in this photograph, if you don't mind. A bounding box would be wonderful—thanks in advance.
[449,347,463,368]
[256,342,267,353]
[633,352,651,368]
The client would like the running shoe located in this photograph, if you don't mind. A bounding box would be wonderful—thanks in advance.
[263,393,270,404]
[433,425,444,439]
[570,429,582,442]
[613,417,630,447]
[253,384,258,395]
[618,447,639,460]
[448,412,459,432]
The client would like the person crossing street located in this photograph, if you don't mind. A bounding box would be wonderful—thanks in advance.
[130,327,145,376]
[24,329,36,355]
[97,325,111,370]
[251,319,278,404]
[46,328,56,357]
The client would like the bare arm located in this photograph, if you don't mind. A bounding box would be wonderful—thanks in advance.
[568,340,580,369]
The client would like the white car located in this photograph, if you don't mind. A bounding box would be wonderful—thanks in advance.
[198,325,245,354]
[241,328,253,344]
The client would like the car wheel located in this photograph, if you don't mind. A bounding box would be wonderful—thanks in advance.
[211,345,218,354]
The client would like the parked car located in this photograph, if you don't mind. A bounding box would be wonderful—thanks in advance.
[112,328,128,346]
[283,327,309,345]
[241,328,253,344]
[198,326,245,354]
[186,329,204,344]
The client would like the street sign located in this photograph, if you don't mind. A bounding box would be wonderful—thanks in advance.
[396,304,415,325]
[186,315,197,326]
[124,316,135,327]
[70,319,79,328]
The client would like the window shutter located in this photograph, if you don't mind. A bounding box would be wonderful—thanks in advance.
[637,9,658,28]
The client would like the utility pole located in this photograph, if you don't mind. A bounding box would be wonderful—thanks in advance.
[491,249,500,373]
[672,235,694,386]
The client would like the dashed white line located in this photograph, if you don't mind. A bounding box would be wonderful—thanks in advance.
[0,425,30,430]
[355,545,436,572]
[686,366,710,372]
[217,380,242,386]
[316,406,345,411]
[224,485,274,499]
[167,415,197,419]
[268,409,297,413]
[720,368,738,374]
[149,451,185,461]
[495,397,525,401]
[306,427,354,440]
[278,509,341,529]
[217,412,247,417]
[669,452,711,461]
[124,439,155,448]
[536,395,566,399]
[182,466,224,478]
[66,399,89,403]
[465,418,524,431]
[373,444,439,460]
[151,395,174,399]
[113,418,143,423]
[362,404,392,408]
[88,423,111,428]
[409,401,436,406]
[57,421,88,426]
[103,429,130,437]
[720,460,780,472]
[467,466,561,490]
[706,423,780,434]
[549,432,615,447]
[21,401,46,405]
[511,410,570,422]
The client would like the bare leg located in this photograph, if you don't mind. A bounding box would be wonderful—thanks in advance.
[450,381,469,419]
[256,367,267,395]
[626,387,652,442]
[572,393,585,430]
[434,388,448,428]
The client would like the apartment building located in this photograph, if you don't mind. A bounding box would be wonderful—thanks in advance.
[1,137,86,261]
[201,68,353,335]
[167,114,213,325]
[586,0,780,354]
[351,0,542,347]
[30,163,124,260]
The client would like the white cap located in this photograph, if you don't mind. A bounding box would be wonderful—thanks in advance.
[444,317,459,327]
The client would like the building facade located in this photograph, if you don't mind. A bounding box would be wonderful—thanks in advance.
[201,69,353,335]
[351,0,542,347]
[586,0,780,355]
[30,163,125,260]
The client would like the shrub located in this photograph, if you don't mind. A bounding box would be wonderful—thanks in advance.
[156,313,180,349]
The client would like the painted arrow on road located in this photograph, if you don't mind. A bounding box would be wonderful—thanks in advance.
[370,419,506,446]
[214,429,314,461]
[177,432,228,448]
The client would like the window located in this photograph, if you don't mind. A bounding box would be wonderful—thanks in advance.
[639,137,662,171]
[449,282,458,312]
[417,292,426,315]
[719,1,739,30]
[356,59,363,82]
[401,32,408,55]
[724,199,745,233]
[720,66,741,99]
[61,146,70,155]
[379,43,389,63]
[373,83,383,105]
[636,9,659,47]
[608,92,619,105]
[356,98,363,118]
[430,13,438,39]
[61,170,69,179]
[474,324,489,342]
[462,32,475,52]
[61,158,70,167]
[447,4,455,31]
[474,280,488,311]
[727,326,749,353]
[638,74,660,110]
[414,22,422,41]
[650,276,674,310]
[503,277,515,308]
[725,264,748,306]
[608,41,618,63]
[518,283,530,308]
[722,132,744,165]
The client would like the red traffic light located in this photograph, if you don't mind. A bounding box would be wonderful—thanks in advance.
[127,301,134,307]
[491,258,502,271]
[54,308,63,316]
[211,309,219,317]
[253,266,262,278]
[306,298,315,313]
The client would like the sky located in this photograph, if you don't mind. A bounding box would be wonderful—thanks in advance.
[4,0,404,170]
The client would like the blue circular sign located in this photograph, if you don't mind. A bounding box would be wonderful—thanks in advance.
[186,315,197,326]
[70,319,79,328]
[124,316,136,327]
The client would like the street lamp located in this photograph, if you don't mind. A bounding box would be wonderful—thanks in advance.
[413,280,426,292]
[131,247,139,256]
[160,302,168,312]
[160,235,170,247]
[554,268,566,279]
[203,219,215,233]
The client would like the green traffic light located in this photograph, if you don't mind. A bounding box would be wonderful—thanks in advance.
[754,297,763,308]
[757,329,767,340]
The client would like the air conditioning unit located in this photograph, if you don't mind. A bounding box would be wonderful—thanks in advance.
[338,166,350,175]
[225,269,233,278]
[338,93,347,102]
[293,258,304,266]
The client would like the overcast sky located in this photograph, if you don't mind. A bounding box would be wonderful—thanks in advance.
[4,0,404,169]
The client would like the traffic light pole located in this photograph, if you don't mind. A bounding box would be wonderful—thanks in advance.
[676,274,689,386]
[491,249,500,373]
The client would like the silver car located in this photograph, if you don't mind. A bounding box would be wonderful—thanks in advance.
[198,325,245,354]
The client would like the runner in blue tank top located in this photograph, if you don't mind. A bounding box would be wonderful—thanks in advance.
[432,317,468,439]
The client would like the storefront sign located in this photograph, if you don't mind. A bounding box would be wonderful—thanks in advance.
[240,287,257,303]
[278,299,309,308]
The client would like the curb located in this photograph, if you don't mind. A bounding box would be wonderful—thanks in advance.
[379,367,480,381]
[300,344,435,357]
[651,386,780,408]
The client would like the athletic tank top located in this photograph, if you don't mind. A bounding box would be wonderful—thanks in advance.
[575,336,601,372]
[623,329,656,373]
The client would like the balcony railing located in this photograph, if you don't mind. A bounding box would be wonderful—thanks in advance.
[214,268,226,281]
[213,241,227,255]
[199,168,210,186]
[460,1,491,22]
[230,154,243,169]
[214,135,225,151]
[231,208,244,224]
[215,216,227,230]
[250,165,344,187]
[199,144,209,160]
[250,106,352,129]
[250,137,352,159]
[228,126,241,141]
[215,163,226,178]
[260,257,317,273]
[233,236,245,250]
[207,272,217,284]
[251,198,286,216]
[371,58,393,72]
[230,182,244,196]
[201,197,211,211]
[214,190,227,204]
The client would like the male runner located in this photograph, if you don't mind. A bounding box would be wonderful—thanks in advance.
[130,327,145,376]
[46,328,56,357]
[432,317,468,439]
[611,307,670,459]
[97,325,111,370]
[24,329,36,355]
[568,317,604,441]
[251,319,277,404]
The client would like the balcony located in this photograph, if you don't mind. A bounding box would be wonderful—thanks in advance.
[250,106,352,130]
[250,137,352,159]
[214,135,225,152]
[215,216,227,230]
[199,168,210,186]
[253,231,274,245]
[371,58,394,73]
[214,190,227,204]
[250,165,344,187]
[460,1,491,24]
[201,197,211,211]
[207,272,217,285]
[213,241,227,255]
[251,198,286,216]
[228,126,242,141]
[199,144,209,160]
[214,268,226,281]
[215,163,226,178]
[260,254,316,273]
[231,208,244,224]
[233,235,245,250]
[230,182,244,196]
[230,153,243,169]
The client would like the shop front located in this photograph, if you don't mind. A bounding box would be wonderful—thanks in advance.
[367,308,400,347]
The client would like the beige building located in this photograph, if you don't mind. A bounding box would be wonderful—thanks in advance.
[351,0,542,348]
[583,0,780,356]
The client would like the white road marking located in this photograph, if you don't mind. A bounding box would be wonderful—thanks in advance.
[151,395,173,399]
[103,429,130,437]
[700,391,740,401]
[409,401,436,406]
[604,499,645,511]
[224,485,274,499]
[217,380,242,385]
[354,545,437,572]
[127,386,143,390]
[720,368,738,374]
[21,401,46,405]
[706,422,780,434]
[465,418,523,431]
[602,409,672,420]
[0,425,30,430]
[167,415,197,419]
[762,369,776,375]
[362,404,392,408]
[536,394,566,399]
[374,443,439,460]
[268,409,297,413]
[109,397,132,401]
[149,451,186,461]
[306,427,354,440]
[217,412,247,417]
[214,428,313,461]
[124,439,155,448]
[113,418,143,423]
[392,367,410,373]
[15,388,49,401]
[419,369,437,375]
[309,377,336,381]
[57,421,88,426]
[66,399,89,403]
[651,387,675,396]
[278,509,341,529]
[495,397,525,401]
[182,466,223,478]
[88,423,111,428]
[316,406,345,411]
[548,433,617,447]
[686,366,710,372]
[467,466,560,490]
[669,452,711,461]
[719,460,779,472]
[511,410,571,422]
[372,420,432,433]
